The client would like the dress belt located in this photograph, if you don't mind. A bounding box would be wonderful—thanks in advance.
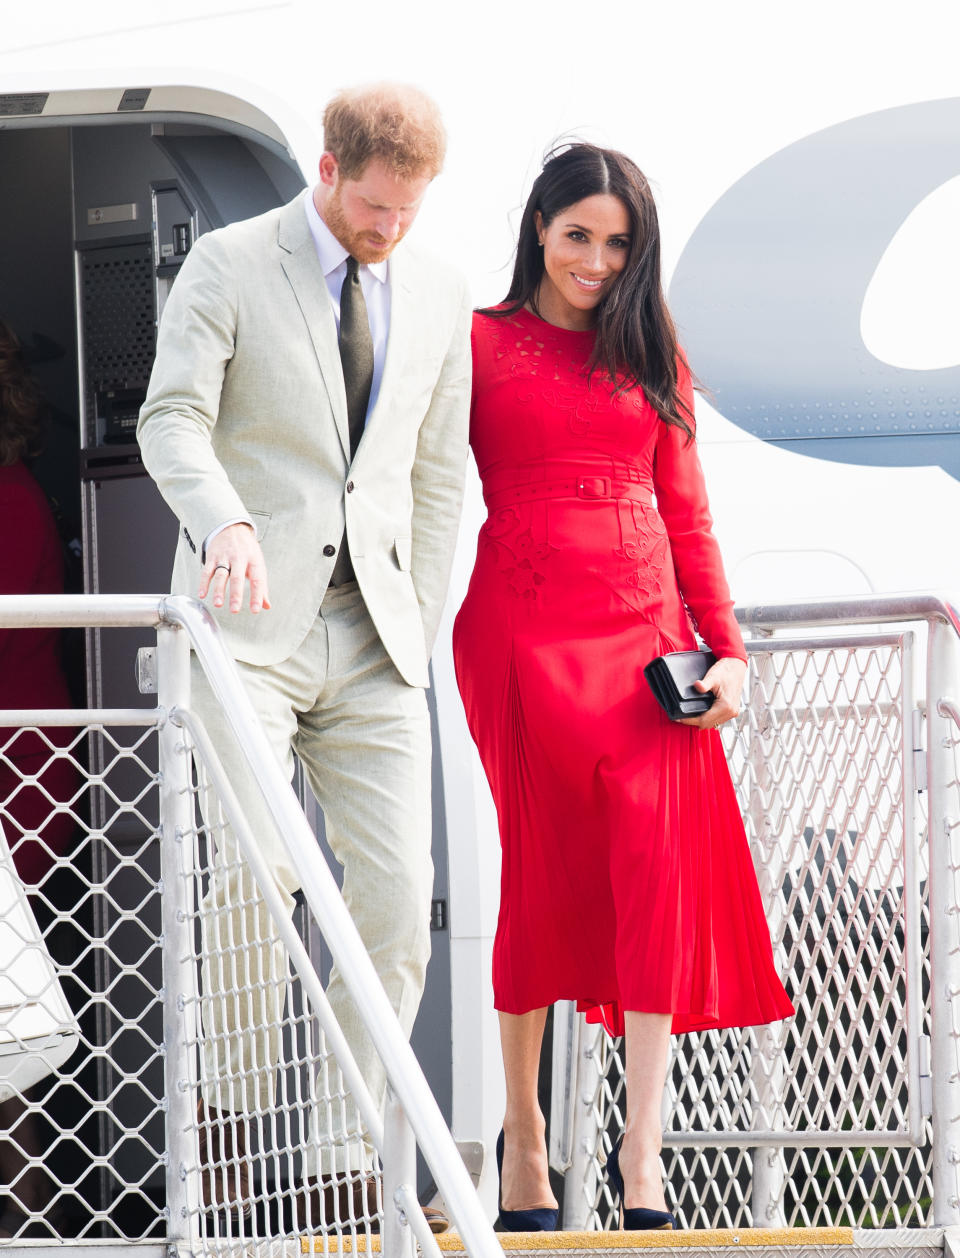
[485,475,654,511]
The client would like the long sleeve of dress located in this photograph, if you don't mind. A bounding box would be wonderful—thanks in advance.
[652,365,746,662]
[0,478,52,665]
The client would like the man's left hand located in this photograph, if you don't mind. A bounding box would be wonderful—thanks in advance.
[198,522,271,614]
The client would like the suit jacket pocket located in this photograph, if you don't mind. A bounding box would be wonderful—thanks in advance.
[249,510,272,541]
[394,536,412,571]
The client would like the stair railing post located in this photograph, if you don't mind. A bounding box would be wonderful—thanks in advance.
[745,646,786,1226]
[157,621,202,1250]
[927,616,960,1226]
[563,1016,604,1230]
[382,1084,418,1258]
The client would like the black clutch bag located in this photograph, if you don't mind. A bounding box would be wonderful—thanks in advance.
[643,649,717,720]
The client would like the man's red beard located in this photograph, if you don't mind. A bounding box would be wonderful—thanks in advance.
[322,189,403,264]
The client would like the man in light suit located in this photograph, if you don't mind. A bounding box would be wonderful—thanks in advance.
[137,83,471,1226]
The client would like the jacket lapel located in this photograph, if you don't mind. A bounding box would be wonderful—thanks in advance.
[277,196,351,462]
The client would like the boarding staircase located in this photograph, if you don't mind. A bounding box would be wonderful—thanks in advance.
[2,592,960,1257]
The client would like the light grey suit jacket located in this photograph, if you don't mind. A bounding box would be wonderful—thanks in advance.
[137,191,472,687]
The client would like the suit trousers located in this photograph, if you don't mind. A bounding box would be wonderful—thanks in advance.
[189,582,433,1170]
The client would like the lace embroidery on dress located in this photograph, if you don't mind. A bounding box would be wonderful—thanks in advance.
[612,501,669,603]
[486,315,605,434]
[483,506,559,601]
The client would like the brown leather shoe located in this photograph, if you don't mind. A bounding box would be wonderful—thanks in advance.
[294,1173,381,1231]
[422,1203,451,1234]
[196,1102,251,1217]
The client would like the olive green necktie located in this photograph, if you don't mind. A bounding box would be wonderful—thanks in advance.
[330,256,373,585]
[339,255,374,458]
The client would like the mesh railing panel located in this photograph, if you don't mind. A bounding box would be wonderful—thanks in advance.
[0,710,392,1249]
[172,721,384,1252]
[1,586,472,1258]
[573,637,935,1230]
[0,719,166,1240]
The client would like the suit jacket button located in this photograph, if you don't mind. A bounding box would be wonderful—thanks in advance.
[346,480,355,493]
[322,544,336,557]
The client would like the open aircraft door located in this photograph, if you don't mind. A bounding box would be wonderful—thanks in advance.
[0,83,307,700]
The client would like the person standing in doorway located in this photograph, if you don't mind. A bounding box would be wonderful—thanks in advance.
[138,83,471,1231]
[0,319,80,1240]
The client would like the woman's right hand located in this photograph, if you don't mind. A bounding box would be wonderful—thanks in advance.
[677,655,746,730]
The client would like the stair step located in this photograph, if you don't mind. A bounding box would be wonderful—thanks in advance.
[437,1227,854,1252]
[301,1224,945,1254]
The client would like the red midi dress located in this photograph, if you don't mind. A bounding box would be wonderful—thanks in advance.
[452,309,793,1035]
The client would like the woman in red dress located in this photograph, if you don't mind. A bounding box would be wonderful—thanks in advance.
[0,320,78,1235]
[453,145,793,1231]
[0,321,77,887]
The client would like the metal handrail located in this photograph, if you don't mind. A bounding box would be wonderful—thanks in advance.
[0,592,501,1257]
[735,591,960,635]
[0,592,168,628]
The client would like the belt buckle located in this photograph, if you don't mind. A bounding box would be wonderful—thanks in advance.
[577,476,611,499]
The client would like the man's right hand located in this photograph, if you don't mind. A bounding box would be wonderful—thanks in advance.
[198,523,271,614]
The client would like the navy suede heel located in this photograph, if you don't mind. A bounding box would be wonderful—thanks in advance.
[604,1137,677,1231]
[495,1130,559,1232]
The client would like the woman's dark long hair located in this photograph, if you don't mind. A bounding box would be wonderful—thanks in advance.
[485,143,694,438]
[0,321,45,466]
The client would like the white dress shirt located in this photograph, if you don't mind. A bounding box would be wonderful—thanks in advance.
[203,190,392,558]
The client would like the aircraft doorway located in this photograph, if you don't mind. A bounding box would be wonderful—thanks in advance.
[0,113,307,701]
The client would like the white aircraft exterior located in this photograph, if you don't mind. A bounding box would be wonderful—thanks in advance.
[1,0,958,1212]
